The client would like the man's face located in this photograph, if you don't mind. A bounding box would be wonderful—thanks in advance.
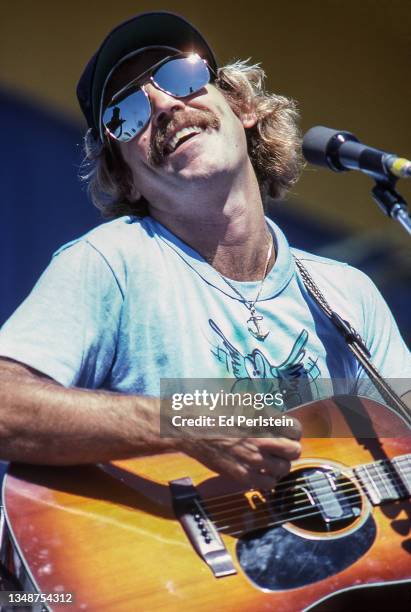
[104,49,256,212]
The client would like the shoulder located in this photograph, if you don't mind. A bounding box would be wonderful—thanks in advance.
[291,247,348,270]
[290,247,383,334]
[291,247,374,295]
[51,216,154,292]
[54,216,150,258]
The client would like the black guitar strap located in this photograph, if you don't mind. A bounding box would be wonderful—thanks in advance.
[294,257,410,423]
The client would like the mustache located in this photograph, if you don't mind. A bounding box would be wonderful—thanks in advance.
[148,109,220,166]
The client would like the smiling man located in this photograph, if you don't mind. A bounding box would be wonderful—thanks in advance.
[0,12,409,486]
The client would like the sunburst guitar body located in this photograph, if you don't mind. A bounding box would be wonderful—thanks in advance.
[1,396,411,611]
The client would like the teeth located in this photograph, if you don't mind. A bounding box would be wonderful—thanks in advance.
[167,125,202,153]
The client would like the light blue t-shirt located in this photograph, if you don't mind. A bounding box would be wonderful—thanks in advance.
[0,216,409,405]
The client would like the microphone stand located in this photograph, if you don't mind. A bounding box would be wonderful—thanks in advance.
[372,180,411,237]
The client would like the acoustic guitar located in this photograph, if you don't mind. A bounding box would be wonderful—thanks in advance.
[1,395,410,611]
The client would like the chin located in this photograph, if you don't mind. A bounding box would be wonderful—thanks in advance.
[178,150,239,177]
[167,155,221,179]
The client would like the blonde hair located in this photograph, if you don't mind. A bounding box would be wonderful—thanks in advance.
[80,59,302,218]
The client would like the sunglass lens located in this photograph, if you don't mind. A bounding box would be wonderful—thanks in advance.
[154,56,210,98]
[102,89,150,142]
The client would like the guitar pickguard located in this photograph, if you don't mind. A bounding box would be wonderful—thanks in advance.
[236,514,377,591]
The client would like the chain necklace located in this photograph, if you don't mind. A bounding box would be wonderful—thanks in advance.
[218,235,273,341]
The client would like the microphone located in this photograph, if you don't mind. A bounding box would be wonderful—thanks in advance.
[302,126,411,182]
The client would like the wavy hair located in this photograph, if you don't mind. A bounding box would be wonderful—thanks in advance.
[80,60,302,218]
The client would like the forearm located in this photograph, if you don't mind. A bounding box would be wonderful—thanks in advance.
[0,359,175,465]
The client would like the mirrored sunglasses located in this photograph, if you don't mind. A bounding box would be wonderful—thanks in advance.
[101,53,212,143]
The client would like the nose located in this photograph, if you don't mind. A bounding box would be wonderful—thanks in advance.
[145,83,186,128]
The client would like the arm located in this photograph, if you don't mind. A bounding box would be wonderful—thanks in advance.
[0,357,170,464]
[0,357,301,487]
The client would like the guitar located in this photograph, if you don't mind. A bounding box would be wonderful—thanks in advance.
[1,395,410,611]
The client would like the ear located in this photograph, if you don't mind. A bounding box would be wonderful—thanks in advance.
[241,111,258,129]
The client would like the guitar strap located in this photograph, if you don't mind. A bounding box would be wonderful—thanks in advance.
[294,257,410,423]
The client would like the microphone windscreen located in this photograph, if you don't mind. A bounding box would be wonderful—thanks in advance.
[302,126,340,167]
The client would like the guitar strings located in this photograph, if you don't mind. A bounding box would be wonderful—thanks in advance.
[200,472,410,533]
[205,479,356,516]
[200,473,411,531]
[204,460,411,510]
[202,465,411,516]
[187,457,411,540]
[206,468,410,522]
[205,480,362,522]
[211,499,358,533]
[201,457,411,512]
[218,490,365,535]
[207,483,364,525]
[202,478,351,513]
[201,472,331,507]
[219,490,369,537]
[214,490,364,534]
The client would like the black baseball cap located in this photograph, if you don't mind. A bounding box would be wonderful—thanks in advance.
[77,11,218,138]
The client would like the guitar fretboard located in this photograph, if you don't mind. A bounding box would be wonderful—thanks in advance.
[354,453,411,505]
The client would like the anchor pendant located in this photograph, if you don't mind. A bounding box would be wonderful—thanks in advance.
[247,309,269,341]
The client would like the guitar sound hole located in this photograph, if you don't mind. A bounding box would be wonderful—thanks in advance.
[275,467,363,534]
[235,465,374,592]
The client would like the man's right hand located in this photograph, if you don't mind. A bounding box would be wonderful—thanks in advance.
[179,423,302,489]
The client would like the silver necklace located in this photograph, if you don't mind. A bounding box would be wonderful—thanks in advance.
[219,235,273,341]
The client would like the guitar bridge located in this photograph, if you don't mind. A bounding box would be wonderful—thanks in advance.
[169,477,237,578]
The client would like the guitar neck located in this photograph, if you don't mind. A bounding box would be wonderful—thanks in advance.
[354,453,411,505]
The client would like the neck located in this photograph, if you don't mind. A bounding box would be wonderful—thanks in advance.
[148,163,276,281]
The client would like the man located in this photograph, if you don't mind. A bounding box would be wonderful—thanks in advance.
[0,12,409,488]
